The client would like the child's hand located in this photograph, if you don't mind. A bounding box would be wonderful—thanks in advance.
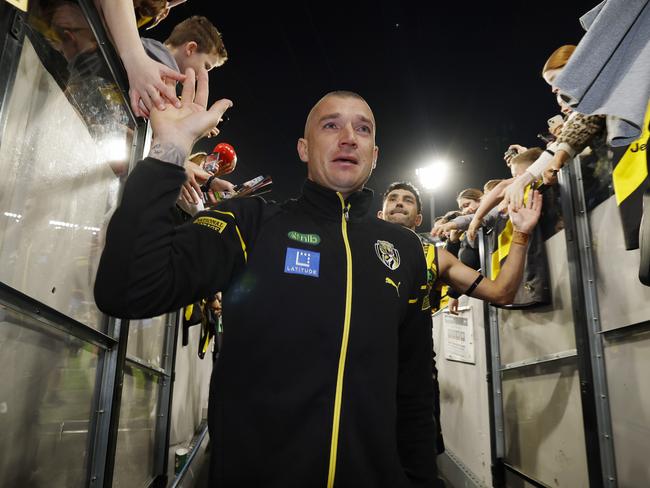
[125,54,185,117]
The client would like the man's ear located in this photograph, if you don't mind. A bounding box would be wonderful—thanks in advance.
[377,210,384,219]
[415,213,423,227]
[372,145,379,169]
[297,138,308,163]
[185,41,198,56]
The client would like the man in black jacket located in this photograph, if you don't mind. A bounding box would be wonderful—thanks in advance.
[95,69,541,487]
[378,182,543,455]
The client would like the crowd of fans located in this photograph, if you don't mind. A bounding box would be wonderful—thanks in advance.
[14,1,648,485]
[29,0,649,312]
[425,36,649,313]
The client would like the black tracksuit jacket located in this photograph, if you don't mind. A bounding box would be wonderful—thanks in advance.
[95,158,438,487]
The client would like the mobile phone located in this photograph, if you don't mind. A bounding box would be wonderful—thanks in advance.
[504,147,518,160]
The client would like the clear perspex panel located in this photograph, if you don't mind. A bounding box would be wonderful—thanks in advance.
[0,303,100,487]
[0,2,135,332]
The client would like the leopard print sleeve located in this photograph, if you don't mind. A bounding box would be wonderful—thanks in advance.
[555,112,606,157]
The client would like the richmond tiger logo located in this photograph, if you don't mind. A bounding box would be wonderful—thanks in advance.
[375,240,401,271]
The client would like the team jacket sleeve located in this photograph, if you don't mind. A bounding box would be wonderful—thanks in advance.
[94,158,260,319]
[396,248,438,486]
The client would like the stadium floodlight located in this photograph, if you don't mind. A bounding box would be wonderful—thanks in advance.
[415,159,450,191]
[416,159,450,228]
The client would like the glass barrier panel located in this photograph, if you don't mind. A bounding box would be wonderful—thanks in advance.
[502,360,589,488]
[603,329,650,488]
[113,365,160,488]
[497,230,575,364]
[0,1,135,332]
[127,315,167,369]
[0,303,100,487]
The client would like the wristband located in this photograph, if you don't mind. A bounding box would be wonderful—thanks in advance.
[512,230,529,246]
[556,141,577,159]
[201,175,216,193]
[464,274,484,297]
[525,150,554,180]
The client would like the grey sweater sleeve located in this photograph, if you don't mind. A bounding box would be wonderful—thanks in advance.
[464,207,502,249]
[451,214,474,230]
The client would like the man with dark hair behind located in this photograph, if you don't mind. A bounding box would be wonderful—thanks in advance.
[95,79,542,486]
[377,181,446,457]
[378,178,543,311]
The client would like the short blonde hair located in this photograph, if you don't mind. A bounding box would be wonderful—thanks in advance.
[483,179,503,193]
[188,152,207,164]
[511,147,543,168]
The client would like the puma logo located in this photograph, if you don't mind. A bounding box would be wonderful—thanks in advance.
[385,277,401,297]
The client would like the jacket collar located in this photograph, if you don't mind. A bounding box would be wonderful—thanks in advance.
[298,179,374,221]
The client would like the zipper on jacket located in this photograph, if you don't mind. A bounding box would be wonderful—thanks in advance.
[327,193,354,488]
[343,203,350,221]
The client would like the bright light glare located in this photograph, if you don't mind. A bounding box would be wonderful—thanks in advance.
[99,136,129,163]
[416,159,450,191]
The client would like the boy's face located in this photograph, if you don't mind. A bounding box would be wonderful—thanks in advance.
[174,41,223,74]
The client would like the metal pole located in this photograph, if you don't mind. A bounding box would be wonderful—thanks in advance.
[566,159,617,486]
[558,162,613,487]
[429,192,436,230]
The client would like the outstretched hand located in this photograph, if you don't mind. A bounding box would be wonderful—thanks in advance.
[431,221,456,239]
[126,55,186,118]
[502,172,535,211]
[150,68,232,155]
[467,216,482,243]
[182,162,211,205]
[508,190,542,235]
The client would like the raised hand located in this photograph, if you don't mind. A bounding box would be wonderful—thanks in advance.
[502,172,535,211]
[150,68,232,157]
[504,144,527,163]
[431,221,456,238]
[182,161,212,205]
[125,55,186,117]
[508,190,542,235]
[467,216,482,243]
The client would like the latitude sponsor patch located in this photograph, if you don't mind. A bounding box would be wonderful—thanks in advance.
[284,247,320,278]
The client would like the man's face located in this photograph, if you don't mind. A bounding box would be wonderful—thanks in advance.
[378,189,422,230]
[297,95,378,198]
[175,42,223,74]
[51,4,97,62]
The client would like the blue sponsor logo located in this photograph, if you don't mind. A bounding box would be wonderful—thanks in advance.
[284,247,320,278]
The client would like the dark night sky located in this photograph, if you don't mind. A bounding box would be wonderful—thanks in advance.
[150,0,596,228]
